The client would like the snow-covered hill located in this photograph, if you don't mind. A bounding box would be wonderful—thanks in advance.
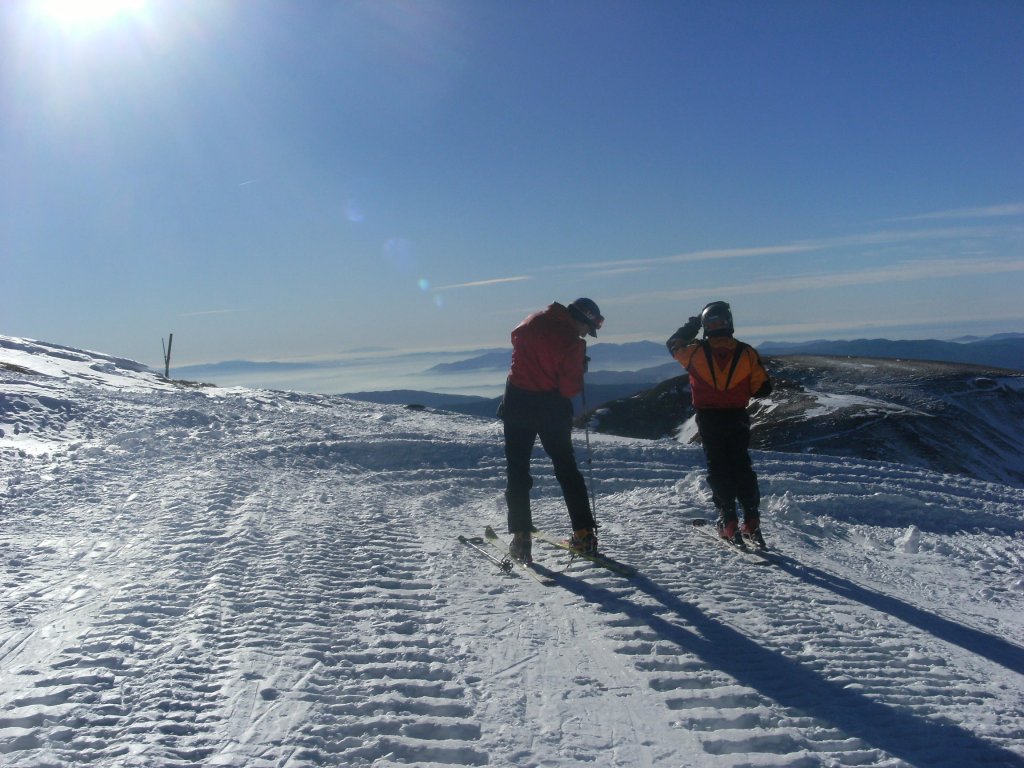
[2,335,1023,767]
[589,355,1024,488]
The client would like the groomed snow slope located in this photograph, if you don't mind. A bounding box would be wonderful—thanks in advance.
[2,335,1023,767]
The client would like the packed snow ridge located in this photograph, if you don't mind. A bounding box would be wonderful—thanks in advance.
[2,334,1023,767]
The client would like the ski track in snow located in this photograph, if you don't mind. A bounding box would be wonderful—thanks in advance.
[2,343,1023,767]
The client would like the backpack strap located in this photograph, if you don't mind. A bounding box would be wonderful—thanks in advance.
[701,340,749,391]
[723,341,748,390]
[700,340,718,389]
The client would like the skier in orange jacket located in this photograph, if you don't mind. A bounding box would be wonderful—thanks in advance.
[667,301,772,546]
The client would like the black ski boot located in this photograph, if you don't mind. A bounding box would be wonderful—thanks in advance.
[509,532,533,564]
[741,515,767,550]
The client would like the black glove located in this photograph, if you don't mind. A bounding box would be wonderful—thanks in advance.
[666,317,701,354]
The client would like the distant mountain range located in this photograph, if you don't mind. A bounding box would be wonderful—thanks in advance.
[758,334,1024,371]
[426,340,671,375]
[175,359,331,378]
[347,334,1024,486]
[349,333,1024,410]
[175,335,1024,392]
[426,334,1024,376]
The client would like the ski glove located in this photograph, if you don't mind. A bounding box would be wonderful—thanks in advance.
[666,317,701,354]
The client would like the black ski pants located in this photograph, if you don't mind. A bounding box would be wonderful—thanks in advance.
[503,422,594,535]
[500,383,595,535]
[696,408,760,522]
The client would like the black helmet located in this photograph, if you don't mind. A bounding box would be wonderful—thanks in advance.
[700,301,733,336]
[568,298,604,337]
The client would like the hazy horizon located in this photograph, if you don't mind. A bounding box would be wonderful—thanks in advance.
[165,330,1023,397]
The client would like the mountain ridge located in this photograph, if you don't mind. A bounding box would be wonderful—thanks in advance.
[588,355,1024,488]
[758,335,1024,370]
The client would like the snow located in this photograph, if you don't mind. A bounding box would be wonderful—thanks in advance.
[799,391,921,420]
[2,334,1023,767]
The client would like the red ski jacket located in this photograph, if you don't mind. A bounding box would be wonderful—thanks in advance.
[507,303,587,399]
[671,336,771,409]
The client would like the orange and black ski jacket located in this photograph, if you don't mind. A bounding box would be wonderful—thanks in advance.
[669,336,771,409]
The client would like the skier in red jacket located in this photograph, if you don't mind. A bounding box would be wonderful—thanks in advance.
[500,299,604,563]
[667,301,772,547]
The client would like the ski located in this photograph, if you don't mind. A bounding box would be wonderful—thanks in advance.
[478,527,556,586]
[530,529,637,577]
[690,518,774,565]
[458,532,554,585]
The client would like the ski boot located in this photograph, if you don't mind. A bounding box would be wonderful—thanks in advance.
[569,528,598,555]
[741,515,767,550]
[509,532,532,564]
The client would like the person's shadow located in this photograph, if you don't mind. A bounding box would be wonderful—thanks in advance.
[535,562,1024,767]
[769,552,1024,676]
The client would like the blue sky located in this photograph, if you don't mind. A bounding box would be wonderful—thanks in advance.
[2,0,1022,374]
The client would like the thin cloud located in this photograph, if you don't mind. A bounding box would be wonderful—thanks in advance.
[544,244,816,273]
[590,266,654,277]
[612,257,1024,305]
[888,202,1024,223]
[543,226,999,274]
[812,226,999,248]
[433,276,532,291]
[750,309,1024,340]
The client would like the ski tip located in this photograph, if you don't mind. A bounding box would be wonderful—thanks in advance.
[690,518,709,527]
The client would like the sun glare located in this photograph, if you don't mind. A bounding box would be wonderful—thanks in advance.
[35,0,145,30]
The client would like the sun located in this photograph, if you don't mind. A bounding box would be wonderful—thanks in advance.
[34,0,145,30]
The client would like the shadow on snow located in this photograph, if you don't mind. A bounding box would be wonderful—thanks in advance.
[537,565,1024,768]
[769,553,1024,677]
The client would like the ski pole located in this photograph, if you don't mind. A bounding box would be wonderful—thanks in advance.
[457,535,513,573]
[580,375,597,526]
